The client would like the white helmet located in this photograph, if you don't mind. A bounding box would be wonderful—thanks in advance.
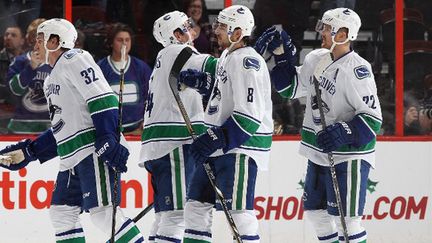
[216,5,255,37]
[317,8,361,41]
[37,18,77,49]
[153,11,190,47]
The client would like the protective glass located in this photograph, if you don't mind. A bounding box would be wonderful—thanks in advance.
[212,21,227,32]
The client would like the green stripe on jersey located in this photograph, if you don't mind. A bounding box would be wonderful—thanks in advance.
[232,113,260,135]
[116,225,142,243]
[203,56,217,75]
[242,134,272,150]
[184,238,211,243]
[87,94,118,115]
[56,237,85,243]
[97,159,109,206]
[141,123,206,142]
[359,113,382,133]
[173,148,183,209]
[278,77,297,99]
[9,75,26,95]
[350,160,358,217]
[301,128,376,153]
[57,129,96,158]
[235,154,246,210]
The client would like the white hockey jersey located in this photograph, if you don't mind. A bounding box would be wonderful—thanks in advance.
[44,49,119,171]
[288,49,382,167]
[205,47,273,170]
[139,44,215,163]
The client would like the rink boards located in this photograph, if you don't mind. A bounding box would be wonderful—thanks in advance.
[0,140,431,243]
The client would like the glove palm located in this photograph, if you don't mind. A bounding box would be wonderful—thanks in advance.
[0,139,37,170]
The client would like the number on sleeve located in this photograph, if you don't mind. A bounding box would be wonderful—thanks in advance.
[247,88,254,103]
[80,67,99,84]
[362,95,377,109]
[145,92,154,118]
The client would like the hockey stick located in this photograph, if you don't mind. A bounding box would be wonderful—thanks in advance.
[312,54,349,243]
[168,47,243,243]
[132,202,154,223]
[110,44,127,243]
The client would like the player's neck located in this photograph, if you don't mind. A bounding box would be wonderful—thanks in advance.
[331,43,351,60]
[49,50,64,67]
[227,42,246,53]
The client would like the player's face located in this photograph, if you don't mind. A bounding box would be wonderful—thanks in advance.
[320,24,333,49]
[34,34,46,61]
[213,22,229,48]
[112,31,131,56]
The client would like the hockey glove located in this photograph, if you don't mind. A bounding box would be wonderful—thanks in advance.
[317,122,355,153]
[95,135,129,173]
[178,69,213,96]
[272,30,297,66]
[0,139,37,170]
[189,127,226,164]
[254,26,279,55]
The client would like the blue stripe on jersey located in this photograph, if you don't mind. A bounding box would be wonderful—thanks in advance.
[55,228,84,237]
[184,229,212,238]
[155,235,181,243]
[221,116,252,152]
[270,64,297,98]
[90,109,118,138]
[349,114,377,147]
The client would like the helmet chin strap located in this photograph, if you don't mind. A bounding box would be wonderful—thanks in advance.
[329,35,349,52]
[185,30,194,46]
[227,32,243,53]
[43,40,61,64]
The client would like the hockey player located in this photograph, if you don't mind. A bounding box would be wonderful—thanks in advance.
[255,8,382,242]
[178,5,273,243]
[139,11,217,243]
[0,18,144,242]
[7,18,52,134]
[98,23,152,135]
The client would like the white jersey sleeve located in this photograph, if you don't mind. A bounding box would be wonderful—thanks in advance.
[64,50,118,114]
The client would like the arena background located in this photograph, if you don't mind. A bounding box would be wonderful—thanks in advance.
[1,0,432,242]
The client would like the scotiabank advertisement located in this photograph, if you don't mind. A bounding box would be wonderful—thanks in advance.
[0,140,431,243]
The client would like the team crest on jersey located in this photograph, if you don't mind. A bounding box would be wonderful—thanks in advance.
[64,49,83,59]
[243,57,260,71]
[354,65,371,79]
[52,119,65,134]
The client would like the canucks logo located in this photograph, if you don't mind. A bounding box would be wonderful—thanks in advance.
[163,15,171,20]
[64,49,83,59]
[237,7,245,14]
[354,65,371,79]
[343,9,351,15]
[243,57,260,71]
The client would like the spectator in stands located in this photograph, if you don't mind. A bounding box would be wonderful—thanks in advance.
[183,0,220,57]
[404,91,422,135]
[98,23,152,135]
[253,0,311,64]
[419,74,432,134]
[6,18,51,134]
[75,29,86,49]
[320,0,356,16]
[0,26,25,103]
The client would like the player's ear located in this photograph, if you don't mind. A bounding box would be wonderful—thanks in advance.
[173,29,184,42]
[231,28,243,42]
